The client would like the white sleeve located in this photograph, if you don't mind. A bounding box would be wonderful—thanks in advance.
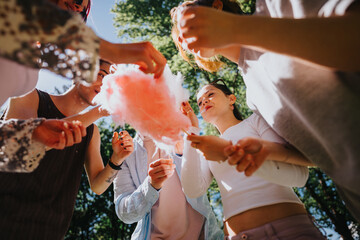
[252,114,309,187]
[254,160,309,187]
[180,127,213,198]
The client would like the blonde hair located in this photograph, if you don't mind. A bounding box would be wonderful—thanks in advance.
[170,0,244,72]
[170,2,224,72]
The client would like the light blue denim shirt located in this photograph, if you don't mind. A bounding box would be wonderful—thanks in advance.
[113,135,223,240]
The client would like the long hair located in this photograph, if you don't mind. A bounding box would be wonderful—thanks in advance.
[170,0,244,72]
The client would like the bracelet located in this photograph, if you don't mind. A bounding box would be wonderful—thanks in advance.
[108,159,123,170]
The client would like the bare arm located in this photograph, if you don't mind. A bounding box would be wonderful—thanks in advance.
[263,140,315,167]
[64,106,108,128]
[5,90,39,120]
[234,10,360,71]
[180,2,360,71]
[225,137,314,178]
[84,127,134,195]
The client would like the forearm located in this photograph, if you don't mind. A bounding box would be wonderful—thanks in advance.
[263,140,315,167]
[233,14,360,71]
[250,140,310,187]
[115,176,159,224]
[254,160,309,187]
[89,163,119,195]
[64,106,107,128]
[215,45,242,64]
[182,129,213,198]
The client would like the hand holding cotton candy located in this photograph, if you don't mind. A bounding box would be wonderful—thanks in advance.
[93,65,191,150]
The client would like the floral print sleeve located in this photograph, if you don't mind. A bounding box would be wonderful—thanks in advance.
[0,0,100,83]
[0,118,46,173]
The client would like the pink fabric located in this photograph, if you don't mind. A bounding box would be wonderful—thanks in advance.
[140,135,204,240]
[0,58,39,106]
[225,214,325,240]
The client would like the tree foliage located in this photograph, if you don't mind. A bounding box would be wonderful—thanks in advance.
[65,0,358,239]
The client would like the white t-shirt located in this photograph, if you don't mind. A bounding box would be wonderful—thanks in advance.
[238,0,360,220]
[181,114,307,220]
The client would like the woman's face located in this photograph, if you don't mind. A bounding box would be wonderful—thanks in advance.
[196,85,234,123]
[56,0,89,14]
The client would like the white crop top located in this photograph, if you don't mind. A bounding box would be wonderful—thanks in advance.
[181,113,308,220]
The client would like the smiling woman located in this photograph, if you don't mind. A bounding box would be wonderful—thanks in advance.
[179,78,325,239]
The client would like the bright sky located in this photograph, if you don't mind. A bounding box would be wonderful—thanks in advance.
[36,0,120,94]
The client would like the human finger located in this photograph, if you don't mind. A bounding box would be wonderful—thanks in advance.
[186,134,202,143]
[149,164,175,176]
[76,121,86,137]
[112,132,119,145]
[71,122,82,144]
[224,145,237,157]
[237,138,263,153]
[227,148,245,165]
[150,158,173,167]
[120,134,133,142]
[123,145,134,153]
[62,123,74,147]
[122,142,133,150]
[137,54,156,76]
[150,47,167,79]
[150,162,175,172]
[53,131,66,150]
[236,154,253,173]
[244,159,261,177]
[191,142,199,149]
[150,168,175,179]
[119,130,130,137]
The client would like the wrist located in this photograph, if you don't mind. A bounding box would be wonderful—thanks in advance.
[99,39,115,64]
[149,179,162,190]
[233,15,257,46]
[108,157,123,170]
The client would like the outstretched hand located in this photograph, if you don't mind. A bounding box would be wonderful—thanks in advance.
[224,137,269,176]
[177,6,237,53]
[186,134,231,161]
[100,40,167,78]
[32,119,86,150]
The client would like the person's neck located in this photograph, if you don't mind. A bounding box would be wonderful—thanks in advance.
[51,85,90,117]
[213,113,241,134]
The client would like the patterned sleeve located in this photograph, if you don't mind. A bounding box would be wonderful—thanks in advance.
[0,0,100,83]
[0,118,46,173]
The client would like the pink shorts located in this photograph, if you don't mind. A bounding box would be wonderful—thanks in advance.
[224,214,325,240]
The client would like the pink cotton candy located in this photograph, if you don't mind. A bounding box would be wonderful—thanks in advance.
[94,66,191,148]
